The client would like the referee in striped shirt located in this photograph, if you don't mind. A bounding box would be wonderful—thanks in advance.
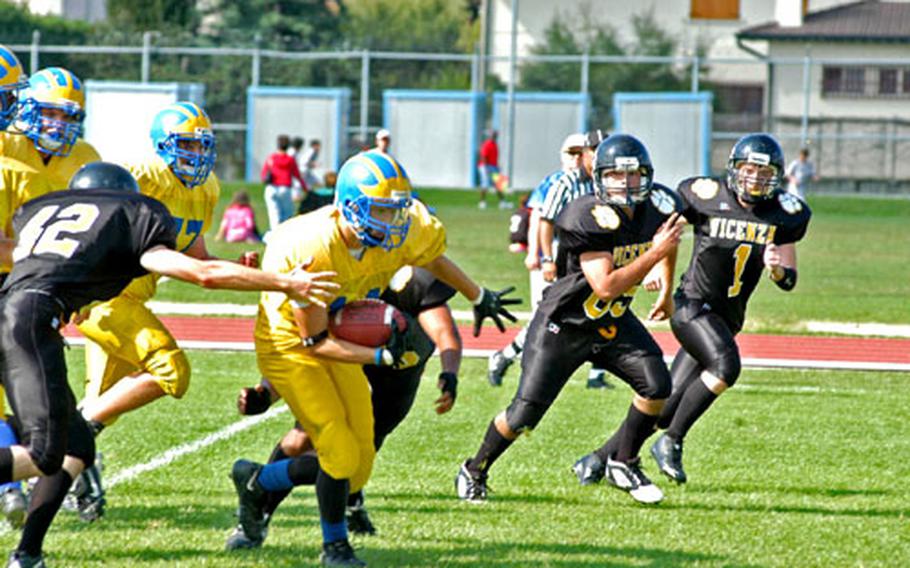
[539,129,607,283]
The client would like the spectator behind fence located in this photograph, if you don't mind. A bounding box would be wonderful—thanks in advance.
[216,190,262,244]
[477,130,509,210]
[786,147,818,199]
[261,134,307,230]
[300,139,322,189]
[375,129,391,153]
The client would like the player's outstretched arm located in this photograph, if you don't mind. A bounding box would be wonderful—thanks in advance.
[647,245,678,321]
[139,245,338,305]
[421,255,521,336]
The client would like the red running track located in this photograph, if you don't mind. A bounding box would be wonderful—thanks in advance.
[62,316,910,372]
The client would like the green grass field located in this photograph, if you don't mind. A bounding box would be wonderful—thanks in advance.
[5,351,906,567]
[161,185,910,333]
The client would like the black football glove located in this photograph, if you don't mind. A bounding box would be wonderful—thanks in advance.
[237,384,272,416]
[472,286,521,336]
[385,314,434,369]
[439,372,458,402]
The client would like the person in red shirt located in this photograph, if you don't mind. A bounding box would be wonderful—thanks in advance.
[477,130,509,210]
[261,134,307,230]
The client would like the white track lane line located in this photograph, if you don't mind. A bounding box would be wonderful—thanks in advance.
[107,405,288,489]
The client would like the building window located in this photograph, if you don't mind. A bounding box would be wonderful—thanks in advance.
[691,0,739,20]
[879,68,898,95]
[903,69,910,94]
[822,67,843,94]
[844,68,865,94]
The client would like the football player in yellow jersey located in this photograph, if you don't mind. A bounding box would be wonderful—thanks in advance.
[228,150,518,567]
[69,102,234,522]
[0,45,28,132]
[1,67,100,188]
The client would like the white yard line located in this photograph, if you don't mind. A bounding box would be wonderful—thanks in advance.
[107,405,288,489]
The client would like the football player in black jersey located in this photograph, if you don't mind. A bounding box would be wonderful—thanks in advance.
[225,266,462,549]
[456,134,687,505]
[646,133,811,485]
[0,162,337,567]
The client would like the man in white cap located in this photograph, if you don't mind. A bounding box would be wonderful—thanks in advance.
[375,129,391,153]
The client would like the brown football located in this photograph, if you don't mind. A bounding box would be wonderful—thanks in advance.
[328,300,407,347]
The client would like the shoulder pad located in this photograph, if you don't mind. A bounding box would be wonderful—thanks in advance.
[649,185,679,215]
[589,203,621,231]
[686,177,721,201]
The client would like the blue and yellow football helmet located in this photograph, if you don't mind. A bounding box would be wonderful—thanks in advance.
[149,102,216,188]
[334,151,413,250]
[16,67,86,156]
[0,44,27,131]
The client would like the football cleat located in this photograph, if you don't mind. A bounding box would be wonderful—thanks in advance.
[320,539,366,567]
[74,462,106,522]
[345,493,376,536]
[455,460,488,503]
[605,456,663,504]
[586,369,614,390]
[231,460,268,544]
[572,453,605,486]
[5,551,45,568]
[487,350,513,387]
[225,521,268,550]
[650,433,687,484]
[0,487,27,530]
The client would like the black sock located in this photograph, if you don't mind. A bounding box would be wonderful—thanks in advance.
[0,447,12,484]
[467,421,514,475]
[594,426,623,464]
[288,453,320,486]
[315,468,348,525]
[657,372,701,430]
[614,404,659,463]
[666,379,718,441]
[19,469,73,557]
[267,443,289,464]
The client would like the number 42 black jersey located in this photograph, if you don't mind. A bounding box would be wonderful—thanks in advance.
[2,189,178,314]
[675,177,811,333]
[537,183,681,331]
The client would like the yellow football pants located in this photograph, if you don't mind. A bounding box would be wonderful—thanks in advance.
[77,296,191,407]
[257,342,375,493]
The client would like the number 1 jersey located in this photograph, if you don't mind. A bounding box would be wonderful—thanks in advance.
[675,177,811,332]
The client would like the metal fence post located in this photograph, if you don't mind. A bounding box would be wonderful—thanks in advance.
[690,55,699,93]
[580,48,590,98]
[30,30,40,75]
[800,55,811,146]
[251,33,261,87]
[141,31,152,83]
[505,0,518,188]
[360,49,370,147]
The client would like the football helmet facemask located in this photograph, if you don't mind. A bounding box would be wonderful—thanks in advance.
[0,45,28,131]
[150,102,216,188]
[15,67,86,157]
[334,151,412,251]
[592,134,654,207]
[726,133,784,204]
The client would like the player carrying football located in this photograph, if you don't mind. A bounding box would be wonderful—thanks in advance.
[456,134,685,506]
[228,150,517,567]
[647,133,811,484]
[226,266,462,549]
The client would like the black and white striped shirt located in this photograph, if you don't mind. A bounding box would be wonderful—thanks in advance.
[540,169,593,222]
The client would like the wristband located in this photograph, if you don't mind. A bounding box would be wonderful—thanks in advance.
[771,266,797,291]
[471,288,486,306]
[374,348,394,366]
[540,255,554,264]
[374,348,384,366]
[301,329,328,347]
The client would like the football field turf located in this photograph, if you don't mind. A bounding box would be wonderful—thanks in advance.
[7,350,906,567]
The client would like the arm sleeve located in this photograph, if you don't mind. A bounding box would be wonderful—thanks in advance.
[133,200,179,256]
[407,202,448,266]
[674,179,702,224]
[775,205,812,245]
[555,200,616,255]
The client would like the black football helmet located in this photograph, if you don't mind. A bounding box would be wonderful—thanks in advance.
[726,133,784,203]
[68,162,139,193]
[592,134,654,206]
